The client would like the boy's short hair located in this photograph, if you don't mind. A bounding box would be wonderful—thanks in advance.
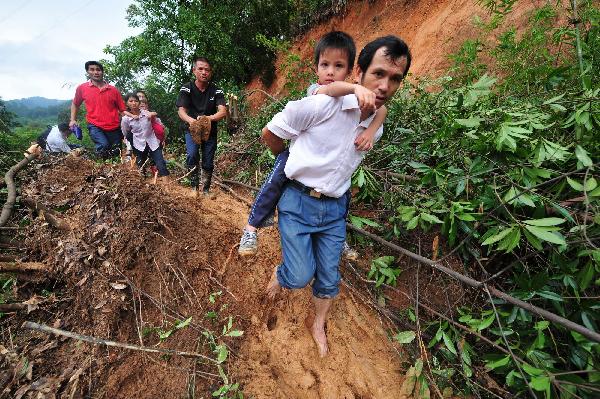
[58,123,69,132]
[84,61,104,72]
[313,31,356,71]
[357,35,412,76]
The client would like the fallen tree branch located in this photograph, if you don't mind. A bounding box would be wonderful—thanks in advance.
[0,303,27,312]
[22,321,217,362]
[20,197,71,231]
[218,178,259,192]
[213,181,252,207]
[346,224,600,344]
[0,261,47,272]
[0,153,38,227]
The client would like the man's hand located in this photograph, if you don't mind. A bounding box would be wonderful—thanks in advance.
[354,129,375,151]
[69,120,77,129]
[354,85,376,114]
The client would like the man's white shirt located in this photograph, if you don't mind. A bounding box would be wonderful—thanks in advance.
[267,94,383,198]
[45,126,72,153]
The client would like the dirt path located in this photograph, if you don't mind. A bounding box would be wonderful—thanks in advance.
[2,157,408,398]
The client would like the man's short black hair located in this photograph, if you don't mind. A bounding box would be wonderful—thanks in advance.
[357,35,411,76]
[84,61,104,72]
[58,123,69,132]
[192,56,211,68]
[314,31,356,71]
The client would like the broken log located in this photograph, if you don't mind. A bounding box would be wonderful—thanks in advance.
[0,153,38,227]
[0,303,27,312]
[20,197,71,231]
[0,262,47,272]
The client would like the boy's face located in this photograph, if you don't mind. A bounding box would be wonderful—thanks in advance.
[316,48,351,85]
[140,101,149,110]
[357,47,407,109]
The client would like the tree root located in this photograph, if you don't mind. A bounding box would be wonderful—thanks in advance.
[0,153,39,227]
[20,197,71,231]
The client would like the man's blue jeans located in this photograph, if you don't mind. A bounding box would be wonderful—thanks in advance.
[184,131,217,187]
[88,123,122,158]
[275,184,348,298]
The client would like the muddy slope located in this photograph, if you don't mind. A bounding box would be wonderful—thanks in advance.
[1,157,407,398]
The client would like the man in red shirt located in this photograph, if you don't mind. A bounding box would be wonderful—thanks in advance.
[69,61,126,158]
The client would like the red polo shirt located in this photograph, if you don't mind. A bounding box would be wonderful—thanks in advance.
[73,81,126,131]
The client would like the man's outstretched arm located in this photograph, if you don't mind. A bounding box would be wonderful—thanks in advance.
[261,126,285,155]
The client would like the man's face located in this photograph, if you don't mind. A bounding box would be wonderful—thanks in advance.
[358,47,407,109]
[193,61,212,83]
[87,65,104,82]
[316,48,351,85]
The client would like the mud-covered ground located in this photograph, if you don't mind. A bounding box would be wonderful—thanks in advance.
[0,156,442,398]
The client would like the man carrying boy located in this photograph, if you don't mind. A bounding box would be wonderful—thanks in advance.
[238,31,385,259]
[263,35,411,357]
[69,61,127,158]
[176,57,227,194]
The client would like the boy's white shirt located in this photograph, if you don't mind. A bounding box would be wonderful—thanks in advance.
[267,93,383,198]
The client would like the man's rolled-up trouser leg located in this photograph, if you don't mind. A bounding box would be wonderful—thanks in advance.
[276,186,317,290]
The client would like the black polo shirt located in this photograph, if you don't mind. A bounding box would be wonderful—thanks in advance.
[176,81,226,135]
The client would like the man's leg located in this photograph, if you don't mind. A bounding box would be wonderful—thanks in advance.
[105,129,123,158]
[309,193,347,357]
[267,186,317,298]
[87,124,109,156]
[184,131,200,189]
[200,133,217,193]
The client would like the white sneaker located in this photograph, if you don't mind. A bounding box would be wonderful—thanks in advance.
[238,230,258,256]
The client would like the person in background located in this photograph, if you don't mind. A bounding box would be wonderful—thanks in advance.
[44,123,77,153]
[70,61,128,158]
[121,93,169,178]
[176,56,227,194]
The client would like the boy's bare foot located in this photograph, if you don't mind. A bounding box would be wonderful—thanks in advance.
[265,267,281,299]
[304,314,328,357]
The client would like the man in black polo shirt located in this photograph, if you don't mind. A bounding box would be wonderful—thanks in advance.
[176,56,227,194]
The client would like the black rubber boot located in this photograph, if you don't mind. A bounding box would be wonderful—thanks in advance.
[201,170,212,194]
[189,167,199,191]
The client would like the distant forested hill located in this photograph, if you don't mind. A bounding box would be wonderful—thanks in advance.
[6,97,70,123]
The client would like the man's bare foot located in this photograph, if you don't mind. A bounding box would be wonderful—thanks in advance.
[265,267,281,300]
[304,314,329,357]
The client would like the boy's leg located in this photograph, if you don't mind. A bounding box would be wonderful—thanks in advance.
[149,146,170,177]
[133,146,148,172]
[239,149,290,256]
[247,149,289,229]
[184,131,200,189]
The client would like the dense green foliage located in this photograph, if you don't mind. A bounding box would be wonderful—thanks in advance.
[222,2,599,397]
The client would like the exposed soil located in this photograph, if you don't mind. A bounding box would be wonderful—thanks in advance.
[246,0,545,108]
[0,156,416,398]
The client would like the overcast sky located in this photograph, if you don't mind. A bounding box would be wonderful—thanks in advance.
[0,0,140,101]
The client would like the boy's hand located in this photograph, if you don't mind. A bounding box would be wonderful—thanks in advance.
[354,130,376,151]
[354,84,376,113]
[148,111,158,118]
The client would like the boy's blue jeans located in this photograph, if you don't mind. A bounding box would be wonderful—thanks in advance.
[248,149,289,228]
[88,123,122,158]
[275,183,349,298]
[133,145,169,177]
